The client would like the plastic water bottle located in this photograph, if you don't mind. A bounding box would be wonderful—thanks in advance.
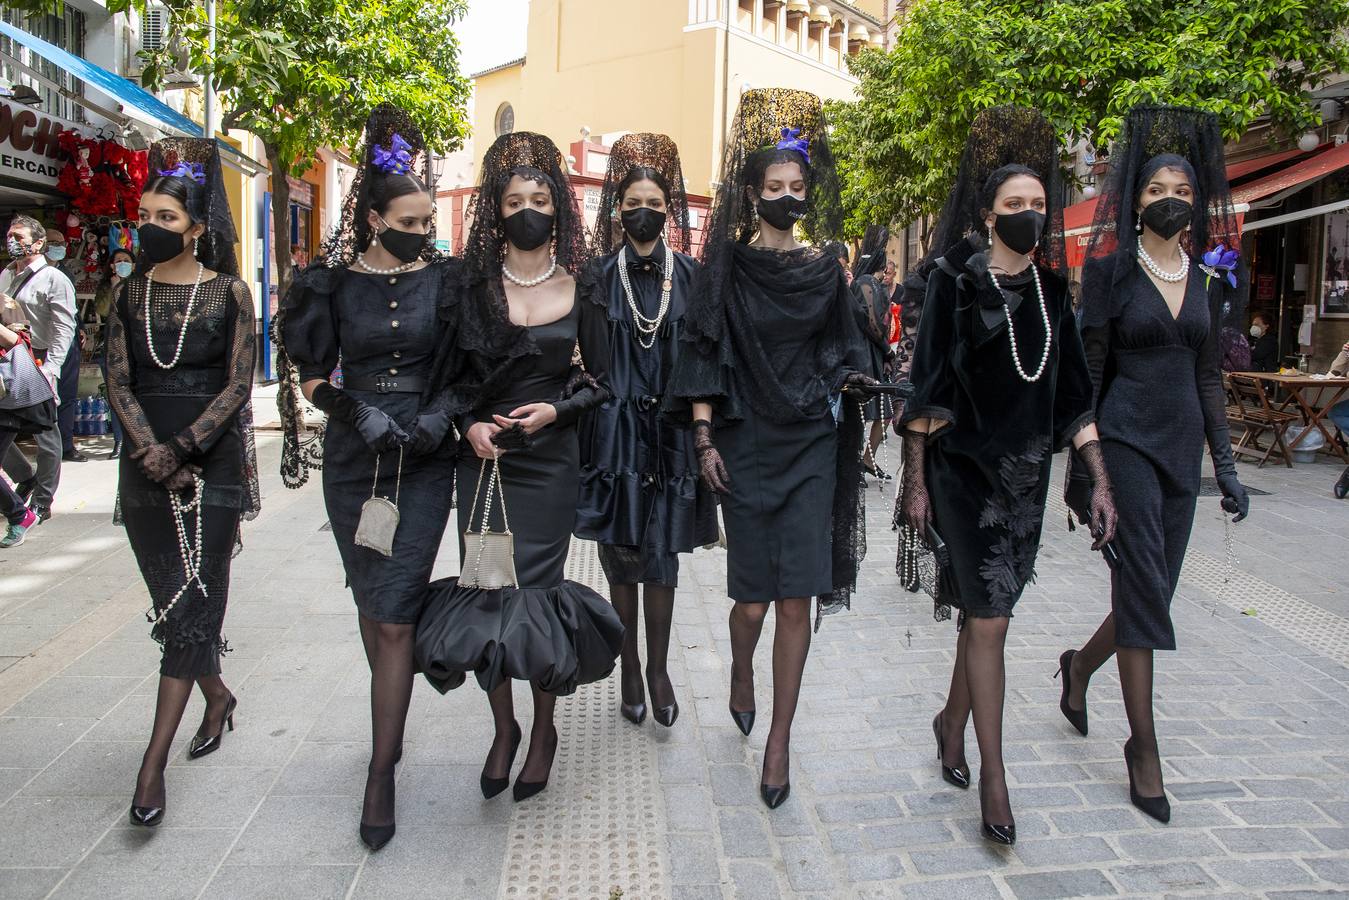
[75,397,89,436]
[97,397,110,435]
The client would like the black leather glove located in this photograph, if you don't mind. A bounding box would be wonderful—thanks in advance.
[841,371,880,397]
[693,419,731,495]
[407,408,452,456]
[1073,440,1117,549]
[899,428,932,535]
[1216,471,1249,521]
[1064,449,1092,529]
[311,382,407,453]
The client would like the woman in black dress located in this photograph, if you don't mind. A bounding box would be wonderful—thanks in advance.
[415,132,622,803]
[105,139,257,827]
[1058,106,1250,824]
[851,224,897,477]
[574,133,716,728]
[897,107,1116,845]
[277,106,458,850]
[666,88,871,810]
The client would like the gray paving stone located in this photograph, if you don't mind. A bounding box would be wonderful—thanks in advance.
[727,860,784,900]
[1004,869,1117,899]
[1217,858,1318,889]
[6,676,141,719]
[1168,779,1247,800]
[671,886,727,900]
[1212,825,1322,853]
[350,825,507,899]
[1309,826,1349,850]
[898,876,1004,899]
[269,741,370,797]
[1303,856,1349,885]
[0,717,94,769]
[204,864,357,899]
[717,807,772,858]
[1048,806,1146,833]
[1226,798,1331,825]
[708,764,759,807]
[862,819,955,849]
[1011,836,1116,867]
[227,794,366,866]
[0,796,124,867]
[1108,861,1213,894]
[910,845,1014,876]
[1116,831,1225,861]
[20,740,144,798]
[50,826,235,900]
[815,794,902,823]
[667,833,719,885]
[664,784,715,832]
[846,851,904,881]
[780,838,834,892]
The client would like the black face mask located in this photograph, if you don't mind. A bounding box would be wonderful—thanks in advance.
[375,216,425,263]
[138,223,191,265]
[1139,197,1193,240]
[502,207,555,251]
[992,209,1046,256]
[756,194,809,232]
[621,207,666,244]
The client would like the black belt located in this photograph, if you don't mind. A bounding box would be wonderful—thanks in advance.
[344,374,427,394]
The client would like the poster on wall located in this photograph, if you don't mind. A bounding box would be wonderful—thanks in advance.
[1322,209,1349,318]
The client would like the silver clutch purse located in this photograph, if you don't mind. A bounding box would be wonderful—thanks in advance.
[354,449,402,558]
[460,454,518,589]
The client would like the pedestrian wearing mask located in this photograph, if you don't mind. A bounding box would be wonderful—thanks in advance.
[0,214,77,522]
[43,228,88,462]
[1249,312,1278,372]
[93,249,136,458]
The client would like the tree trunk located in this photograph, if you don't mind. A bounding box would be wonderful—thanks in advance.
[264,141,294,300]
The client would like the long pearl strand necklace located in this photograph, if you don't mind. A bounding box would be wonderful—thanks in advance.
[617,245,674,350]
[502,255,558,287]
[145,475,208,627]
[988,265,1053,383]
[355,251,419,275]
[1136,242,1190,283]
[144,261,205,370]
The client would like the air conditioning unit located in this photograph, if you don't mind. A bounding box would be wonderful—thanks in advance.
[141,6,167,53]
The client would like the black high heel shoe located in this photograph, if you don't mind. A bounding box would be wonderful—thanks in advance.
[1335,467,1349,500]
[648,670,678,728]
[931,712,970,789]
[729,662,755,735]
[480,721,522,799]
[512,725,558,802]
[760,749,790,809]
[620,665,647,725]
[1054,650,1088,736]
[979,775,1016,846]
[188,694,237,759]
[129,802,164,827]
[1124,738,1171,823]
[359,767,397,852]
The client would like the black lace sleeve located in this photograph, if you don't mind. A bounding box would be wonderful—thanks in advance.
[1196,285,1237,476]
[899,268,958,428]
[1051,278,1095,449]
[104,280,158,453]
[169,278,256,458]
[854,277,891,353]
[553,288,612,427]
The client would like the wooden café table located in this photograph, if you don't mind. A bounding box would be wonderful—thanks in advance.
[1231,371,1349,462]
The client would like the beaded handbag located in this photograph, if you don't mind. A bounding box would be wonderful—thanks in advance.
[354,448,402,557]
[460,454,518,589]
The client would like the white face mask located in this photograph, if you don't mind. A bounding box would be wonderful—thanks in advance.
[1250,324,1264,338]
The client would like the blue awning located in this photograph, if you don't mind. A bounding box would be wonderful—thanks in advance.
[0,21,202,138]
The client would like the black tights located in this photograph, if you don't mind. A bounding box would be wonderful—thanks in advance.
[728,598,811,787]
[939,616,1012,825]
[483,681,557,783]
[134,672,233,807]
[1069,612,1164,795]
[357,615,415,828]
[610,583,676,708]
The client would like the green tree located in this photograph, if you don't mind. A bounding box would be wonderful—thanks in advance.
[828,0,1349,237]
[121,0,471,294]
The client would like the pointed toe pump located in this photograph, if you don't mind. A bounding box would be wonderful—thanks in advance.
[653,700,679,728]
[621,701,647,725]
[932,713,970,789]
[760,781,791,809]
[729,703,755,736]
[359,821,396,852]
[188,695,237,759]
[128,803,164,828]
[512,725,558,803]
[480,721,522,799]
[981,820,1016,846]
[1054,650,1088,736]
[1124,738,1171,824]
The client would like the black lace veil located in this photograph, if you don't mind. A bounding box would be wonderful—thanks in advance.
[145,138,239,277]
[852,224,889,279]
[590,132,692,256]
[463,131,587,282]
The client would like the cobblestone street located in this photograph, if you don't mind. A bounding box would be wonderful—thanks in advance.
[1,418,1347,899]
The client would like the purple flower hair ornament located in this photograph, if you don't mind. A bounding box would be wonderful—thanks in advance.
[1200,244,1240,289]
[158,161,206,185]
[774,126,810,166]
[372,134,413,176]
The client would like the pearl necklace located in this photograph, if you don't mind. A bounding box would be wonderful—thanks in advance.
[144,262,205,370]
[355,252,419,275]
[502,256,558,288]
[617,246,674,350]
[989,265,1052,383]
[1136,244,1189,283]
[146,475,208,627]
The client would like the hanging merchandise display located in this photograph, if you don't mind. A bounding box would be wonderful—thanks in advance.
[55,131,148,220]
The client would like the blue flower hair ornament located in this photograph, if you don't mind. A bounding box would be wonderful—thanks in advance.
[372,133,413,176]
[158,161,206,185]
[1200,243,1240,289]
[774,126,810,166]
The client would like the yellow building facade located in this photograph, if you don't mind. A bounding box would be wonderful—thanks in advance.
[471,0,886,195]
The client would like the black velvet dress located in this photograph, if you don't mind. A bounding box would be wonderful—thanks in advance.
[1080,251,1225,650]
[106,274,255,678]
[851,273,893,421]
[414,278,625,695]
[902,238,1093,619]
[666,244,868,605]
[281,263,459,624]
[574,241,716,586]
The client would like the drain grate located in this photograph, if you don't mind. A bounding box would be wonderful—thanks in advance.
[497,538,670,899]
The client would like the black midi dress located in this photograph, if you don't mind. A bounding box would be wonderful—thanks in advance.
[415,278,624,695]
[281,263,459,625]
[574,241,717,586]
[666,244,868,606]
[851,273,894,421]
[1080,251,1227,650]
[902,237,1093,619]
[106,274,255,678]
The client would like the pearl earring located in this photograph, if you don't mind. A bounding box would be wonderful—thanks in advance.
[1135,214,1143,234]
[192,237,200,256]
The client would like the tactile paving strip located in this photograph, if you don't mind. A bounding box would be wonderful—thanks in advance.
[497,537,670,900]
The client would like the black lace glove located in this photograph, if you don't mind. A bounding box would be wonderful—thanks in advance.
[693,419,731,495]
[1064,449,1092,529]
[899,428,932,535]
[841,371,880,397]
[133,443,182,483]
[1073,440,1117,549]
[407,408,452,456]
[311,382,408,453]
[491,422,533,452]
[163,464,202,493]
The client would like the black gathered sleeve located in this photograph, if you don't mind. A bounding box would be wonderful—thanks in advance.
[898,269,958,430]
[1196,282,1238,476]
[104,281,158,454]
[279,272,340,383]
[552,290,612,427]
[1051,283,1095,450]
[169,279,257,459]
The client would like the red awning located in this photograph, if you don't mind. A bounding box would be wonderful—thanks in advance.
[1231,141,1349,206]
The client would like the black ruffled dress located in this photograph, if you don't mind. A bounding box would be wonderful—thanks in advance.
[1080,250,1227,650]
[281,262,460,625]
[415,277,624,695]
[666,244,868,606]
[901,237,1093,619]
[106,274,255,678]
[574,241,716,586]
